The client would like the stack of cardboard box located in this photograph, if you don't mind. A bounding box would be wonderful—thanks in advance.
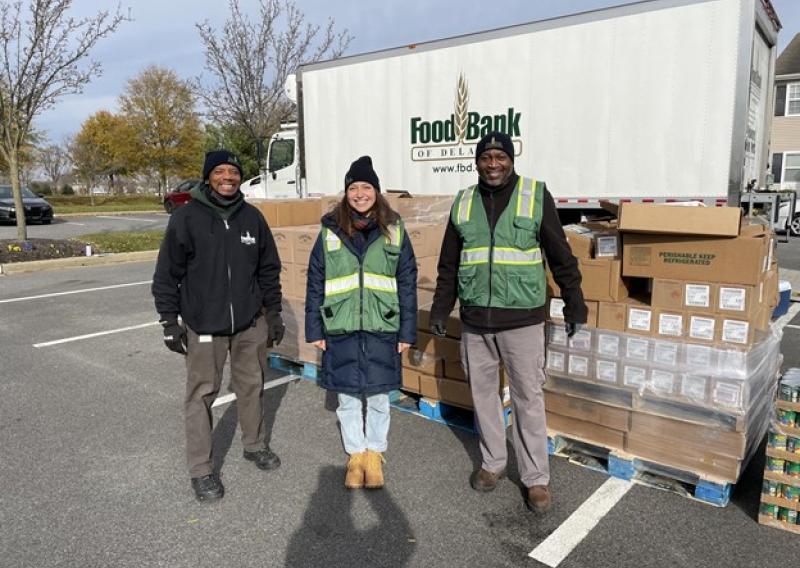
[543,203,781,483]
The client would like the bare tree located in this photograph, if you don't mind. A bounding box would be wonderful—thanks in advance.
[37,139,71,193]
[196,0,351,173]
[0,0,125,240]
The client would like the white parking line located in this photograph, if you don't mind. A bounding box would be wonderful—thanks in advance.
[211,374,299,408]
[33,321,160,347]
[529,477,632,567]
[95,216,159,223]
[0,281,151,304]
[775,302,800,330]
[63,222,86,226]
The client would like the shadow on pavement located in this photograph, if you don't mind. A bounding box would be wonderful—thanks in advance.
[284,465,416,567]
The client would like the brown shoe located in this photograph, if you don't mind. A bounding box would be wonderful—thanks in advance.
[470,468,506,492]
[345,452,366,489]
[364,450,385,489]
[526,485,551,512]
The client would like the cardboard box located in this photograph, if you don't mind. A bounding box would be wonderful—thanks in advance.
[402,368,421,393]
[415,331,461,361]
[626,306,653,335]
[416,256,439,290]
[687,314,717,343]
[280,264,296,299]
[271,227,295,264]
[716,284,758,318]
[395,195,454,222]
[563,225,594,259]
[625,432,741,481]
[317,195,341,216]
[654,309,687,339]
[544,391,631,431]
[405,222,445,258]
[598,302,626,331]
[292,263,308,299]
[622,227,769,285]
[547,298,598,328]
[419,374,474,409]
[290,225,319,264]
[252,199,321,227]
[417,308,462,339]
[403,348,444,377]
[546,412,626,450]
[578,259,628,302]
[717,317,755,346]
[594,232,621,259]
[651,279,717,314]
[417,288,435,309]
[617,202,741,237]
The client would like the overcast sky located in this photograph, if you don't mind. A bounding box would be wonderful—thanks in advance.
[35,0,800,142]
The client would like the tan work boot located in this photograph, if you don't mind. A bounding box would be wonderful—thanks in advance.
[526,485,552,513]
[364,450,385,489]
[345,452,366,489]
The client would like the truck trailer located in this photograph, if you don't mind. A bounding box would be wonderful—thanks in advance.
[242,0,781,214]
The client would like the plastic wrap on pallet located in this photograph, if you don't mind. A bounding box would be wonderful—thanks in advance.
[545,322,782,414]
[391,195,453,223]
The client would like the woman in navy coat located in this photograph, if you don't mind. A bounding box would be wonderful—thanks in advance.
[305,156,417,489]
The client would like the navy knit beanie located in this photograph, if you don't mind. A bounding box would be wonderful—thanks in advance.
[344,156,381,192]
[202,150,243,181]
[475,131,515,163]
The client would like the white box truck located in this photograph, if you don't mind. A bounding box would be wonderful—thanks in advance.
[242,0,781,214]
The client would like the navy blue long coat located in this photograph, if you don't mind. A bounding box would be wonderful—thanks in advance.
[305,213,418,395]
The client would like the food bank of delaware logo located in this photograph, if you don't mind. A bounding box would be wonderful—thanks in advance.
[409,73,523,162]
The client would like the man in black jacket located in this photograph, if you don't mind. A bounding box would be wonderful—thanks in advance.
[152,150,285,502]
[430,132,586,512]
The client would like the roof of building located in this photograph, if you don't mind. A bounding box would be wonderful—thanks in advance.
[777,33,800,76]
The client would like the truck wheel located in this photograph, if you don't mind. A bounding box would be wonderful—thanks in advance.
[791,215,800,237]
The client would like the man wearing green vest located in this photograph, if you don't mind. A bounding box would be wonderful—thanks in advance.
[430,131,587,512]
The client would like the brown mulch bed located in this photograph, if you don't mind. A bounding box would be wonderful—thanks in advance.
[0,239,92,264]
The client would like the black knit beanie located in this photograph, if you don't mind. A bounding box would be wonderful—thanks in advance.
[202,150,243,181]
[475,131,515,163]
[344,155,381,192]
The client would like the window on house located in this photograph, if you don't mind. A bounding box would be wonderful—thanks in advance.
[788,83,800,116]
[785,153,800,183]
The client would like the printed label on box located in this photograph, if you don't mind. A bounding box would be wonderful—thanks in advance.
[721,319,749,344]
[685,284,711,308]
[658,313,683,337]
[568,355,589,377]
[689,316,715,340]
[650,369,676,394]
[626,337,650,360]
[681,375,708,401]
[653,341,679,366]
[718,287,746,312]
[549,325,568,346]
[595,236,619,257]
[546,351,565,372]
[685,344,713,367]
[597,333,620,357]
[628,308,652,332]
[713,381,742,408]
[549,298,565,319]
[718,349,746,375]
[596,360,618,383]
[624,365,646,389]
[569,329,592,351]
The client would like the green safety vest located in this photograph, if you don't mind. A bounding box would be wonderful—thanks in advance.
[320,221,404,334]
[451,177,545,309]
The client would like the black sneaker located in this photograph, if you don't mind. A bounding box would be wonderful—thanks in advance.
[191,473,224,502]
[244,446,281,471]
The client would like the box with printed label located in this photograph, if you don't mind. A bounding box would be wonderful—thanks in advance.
[402,368,421,393]
[546,348,567,374]
[271,227,295,264]
[687,314,717,343]
[563,225,594,259]
[594,358,621,385]
[567,353,592,380]
[419,374,474,409]
[596,331,622,358]
[651,340,682,367]
[598,302,626,331]
[622,364,648,391]
[678,373,710,404]
[292,263,309,299]
[289,225,319,264]
[415,331,461,362]
[651,279,717,314]
[594,232,621,259]
[617,202,741,237]
[626,306,653,336]
[405,222,445,258]
[717,317,754,346]
[654,310,687,339]
[624,336,652,363]
[548,298,598,328]
[648,367,679,397]
[622,225,769,285]
[280,264,297,299]
[716,284,758,318]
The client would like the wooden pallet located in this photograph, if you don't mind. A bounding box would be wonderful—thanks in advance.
[267,352,320,381]
[389,391,512,434]
[547,431,734,507]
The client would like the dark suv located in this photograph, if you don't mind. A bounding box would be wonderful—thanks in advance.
[163,179,200,214]
[0,185,54,224]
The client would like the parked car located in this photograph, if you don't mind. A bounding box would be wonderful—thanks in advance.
[0,185,54,224]
[163,179,200,214]
[778,199,800,236]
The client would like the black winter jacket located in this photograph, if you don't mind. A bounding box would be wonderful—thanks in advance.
[152,190,282,335]
[305,212,418,394]
[430,172,587,333]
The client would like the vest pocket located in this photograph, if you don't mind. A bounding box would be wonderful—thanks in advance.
[457,264,479,304]
[368,292,401,332]
[512,216,538,250]
[321,294,356,334]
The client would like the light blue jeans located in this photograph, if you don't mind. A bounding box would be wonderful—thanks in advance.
[336,393,390,455]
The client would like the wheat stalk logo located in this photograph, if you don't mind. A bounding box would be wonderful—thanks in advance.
[454,73,469,143]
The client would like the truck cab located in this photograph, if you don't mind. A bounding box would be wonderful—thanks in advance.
[240,125,300,200]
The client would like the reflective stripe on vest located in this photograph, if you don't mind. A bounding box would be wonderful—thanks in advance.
[325,229,342,252]
[364,272,397,292]
[325,272,360,296]
[493,246,542,265]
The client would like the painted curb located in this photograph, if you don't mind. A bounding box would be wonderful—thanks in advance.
[0,250,159,275]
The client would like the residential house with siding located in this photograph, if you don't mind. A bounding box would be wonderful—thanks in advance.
[772,33,800,189]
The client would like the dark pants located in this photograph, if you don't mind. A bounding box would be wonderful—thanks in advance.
[184,316,268,477]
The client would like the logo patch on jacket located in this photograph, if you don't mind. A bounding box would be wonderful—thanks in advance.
[240,231,256,246]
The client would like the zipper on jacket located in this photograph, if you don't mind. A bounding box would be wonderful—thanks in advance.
[487,191,495,329]
[224,218,235,334]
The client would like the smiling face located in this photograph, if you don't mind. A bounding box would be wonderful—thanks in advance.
[208,164,241,197]
[476,149,513,187]
[346,181,377,214]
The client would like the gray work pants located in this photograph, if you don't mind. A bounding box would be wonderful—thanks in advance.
[461,323,549,487]
[184,315,268,477]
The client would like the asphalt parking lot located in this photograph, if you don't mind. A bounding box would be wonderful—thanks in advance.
[0,212,168,240]
[2,248,800,567]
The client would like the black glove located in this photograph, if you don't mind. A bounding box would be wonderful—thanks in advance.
[265,311,285,347]
[161,320,187,354]
[565,322,582,338]
[430,320,447,337]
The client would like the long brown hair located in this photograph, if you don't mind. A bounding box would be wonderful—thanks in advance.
[334,192,399,238]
